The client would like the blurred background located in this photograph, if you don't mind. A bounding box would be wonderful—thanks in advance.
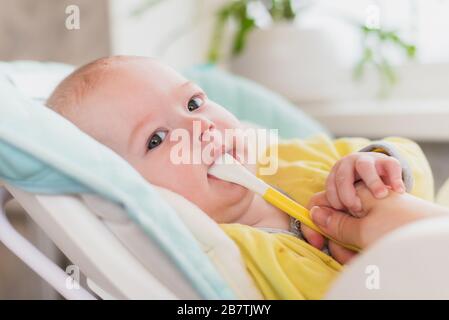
[1,0,449,299]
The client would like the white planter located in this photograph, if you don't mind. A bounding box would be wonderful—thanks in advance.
[229,23,347,102]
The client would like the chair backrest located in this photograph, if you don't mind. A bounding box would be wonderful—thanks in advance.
[5,183,184,299]
[4,182,263,299]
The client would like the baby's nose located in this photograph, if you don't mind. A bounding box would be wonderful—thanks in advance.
[198,119,216,142]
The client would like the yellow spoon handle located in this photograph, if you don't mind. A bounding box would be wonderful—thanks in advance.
[263,188,360,252]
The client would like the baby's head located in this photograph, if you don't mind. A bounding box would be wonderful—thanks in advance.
[47,56,253,223]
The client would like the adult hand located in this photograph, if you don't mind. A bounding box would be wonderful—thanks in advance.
[303,183,433,264]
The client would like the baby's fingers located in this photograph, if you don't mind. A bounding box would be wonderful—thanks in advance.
[335,159,362,214]
[355,155,389,199]
[325,167,344,210]
[381,158,405,193]
[307,191,331,209]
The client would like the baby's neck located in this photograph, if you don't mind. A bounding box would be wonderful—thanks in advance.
[235,193,291,231]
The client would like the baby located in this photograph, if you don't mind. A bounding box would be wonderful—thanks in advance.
[46,56,435,298]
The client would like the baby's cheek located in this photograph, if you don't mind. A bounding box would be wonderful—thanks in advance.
[163,165,207,199]
[134,155,181,189]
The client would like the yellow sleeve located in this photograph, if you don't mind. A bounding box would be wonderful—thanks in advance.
[257,134,434,208]
[356,136,434,202]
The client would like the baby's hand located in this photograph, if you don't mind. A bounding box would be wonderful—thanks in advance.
[326,152,405,215]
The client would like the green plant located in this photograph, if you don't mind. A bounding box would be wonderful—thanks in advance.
[131,0,417,95]
[208,0,302,63]
[354,25,416,96]
[209,1,417,95]
[131,0,165,16]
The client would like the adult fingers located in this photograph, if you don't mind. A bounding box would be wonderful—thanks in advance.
[311,206,363,248]
[328,241,357,264]
[301,224,325,249]
[307,191,331,209]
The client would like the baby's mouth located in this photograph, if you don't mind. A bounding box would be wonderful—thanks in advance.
[207,148,249,190]
[207,148,239,181]
[209,147,241,169]
[207,173,220,180]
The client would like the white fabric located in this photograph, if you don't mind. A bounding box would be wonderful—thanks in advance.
[155,186,263,300]
[326,215,449,299]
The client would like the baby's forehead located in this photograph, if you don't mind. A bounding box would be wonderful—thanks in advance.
[91,60,186,123]
[102,60,187,99]
[77,58,191,134]
[81,59,181,106]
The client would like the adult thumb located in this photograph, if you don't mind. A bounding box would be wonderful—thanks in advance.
[310,206,362,248]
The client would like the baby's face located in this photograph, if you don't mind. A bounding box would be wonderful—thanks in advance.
[68,59,253,223]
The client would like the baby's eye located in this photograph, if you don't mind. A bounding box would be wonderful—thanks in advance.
[147,130,167,150]
[187,96,204,112]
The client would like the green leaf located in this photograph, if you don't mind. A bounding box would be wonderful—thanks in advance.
[354,23,417,96]
[207,6,233,63]
[232,13,256,54]
[131,0,165,17]
[406,45,416,58]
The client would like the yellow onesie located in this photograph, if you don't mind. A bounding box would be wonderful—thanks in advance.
[220,134,434,300]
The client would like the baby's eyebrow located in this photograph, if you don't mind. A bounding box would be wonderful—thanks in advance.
[178,80,204,94]
[128,112,154,152]
[179,80,194,90]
